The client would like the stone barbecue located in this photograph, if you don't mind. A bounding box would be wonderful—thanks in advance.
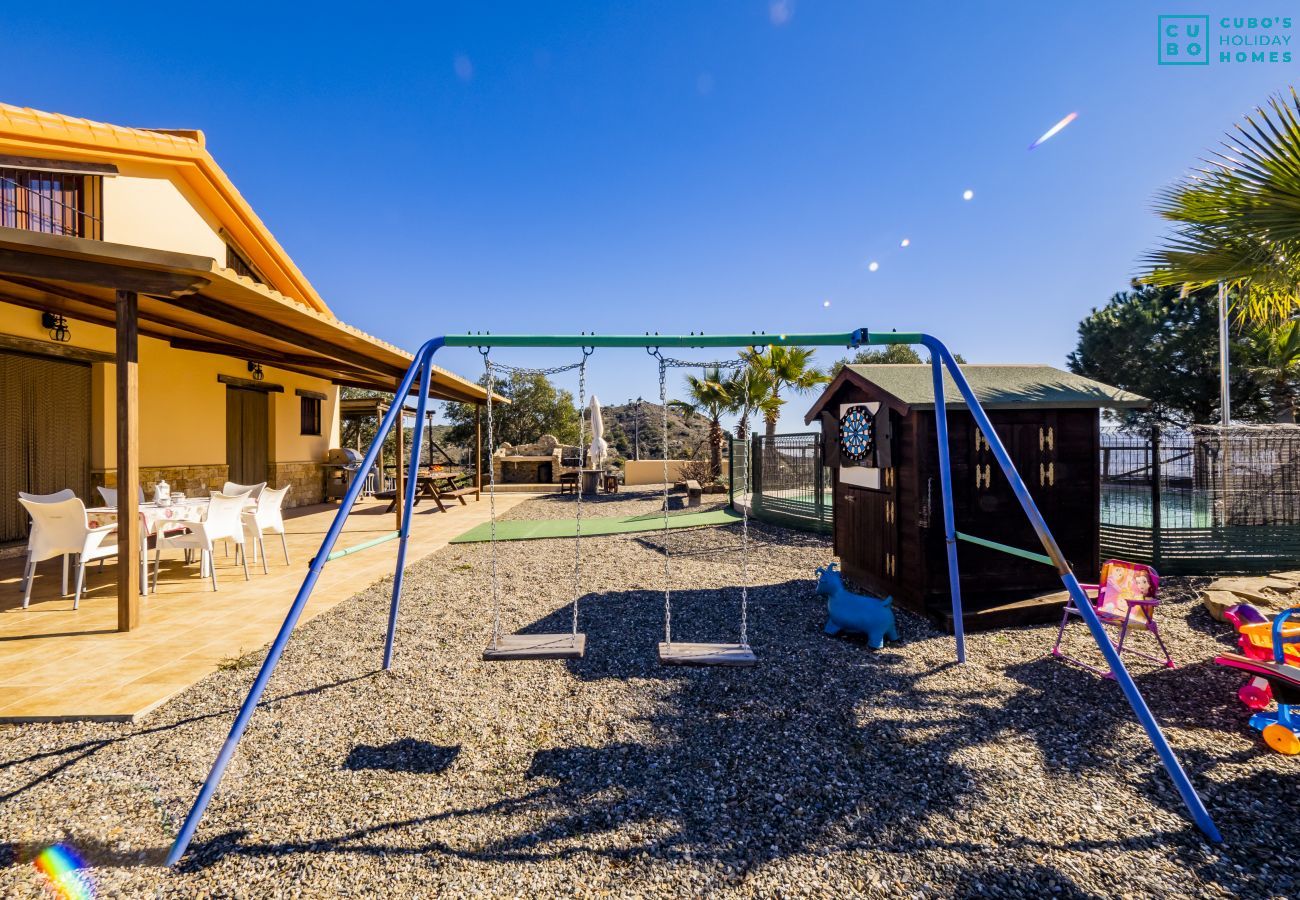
[492,434,581,484]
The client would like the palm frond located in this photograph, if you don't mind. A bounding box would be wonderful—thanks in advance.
[1140,88,1300,324]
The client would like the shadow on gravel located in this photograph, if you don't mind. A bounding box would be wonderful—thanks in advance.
[163,569,1296,898]
[1,835,170,870]
[0,673,373,804]
[344,739,460,774]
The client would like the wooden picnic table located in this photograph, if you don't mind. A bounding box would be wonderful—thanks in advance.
[376,473,478,513]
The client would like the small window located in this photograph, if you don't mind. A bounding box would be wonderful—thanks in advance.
[300,396,322,435]
[226,242,267,285]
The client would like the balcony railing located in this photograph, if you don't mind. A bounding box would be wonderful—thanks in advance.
[0,168,102,240]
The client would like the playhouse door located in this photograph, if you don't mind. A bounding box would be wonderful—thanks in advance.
[835,473,898,598]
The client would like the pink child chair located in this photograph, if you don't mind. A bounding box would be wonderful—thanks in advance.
[1051,559,1174,677]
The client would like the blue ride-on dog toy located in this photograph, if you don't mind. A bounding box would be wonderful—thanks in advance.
[815,561,898,649]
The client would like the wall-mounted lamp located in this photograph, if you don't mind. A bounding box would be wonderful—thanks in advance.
[41,312,71,343]
[248,361,264,381]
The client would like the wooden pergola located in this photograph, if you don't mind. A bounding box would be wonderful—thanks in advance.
[0,227,493,632]
[339,396,484,497]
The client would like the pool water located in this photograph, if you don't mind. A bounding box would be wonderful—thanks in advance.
[1100,485,1213,529]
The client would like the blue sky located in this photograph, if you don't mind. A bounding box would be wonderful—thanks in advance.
[3,2,1293,425]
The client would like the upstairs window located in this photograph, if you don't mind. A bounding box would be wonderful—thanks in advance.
[0,164,103,240]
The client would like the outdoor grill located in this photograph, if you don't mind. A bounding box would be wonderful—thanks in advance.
[325,447,365,500]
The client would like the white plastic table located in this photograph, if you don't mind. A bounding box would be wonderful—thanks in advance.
[86,497,254,595]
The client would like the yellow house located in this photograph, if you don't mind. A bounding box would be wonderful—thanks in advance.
[0,103,490,625]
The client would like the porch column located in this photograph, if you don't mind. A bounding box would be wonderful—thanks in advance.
[475,404,483,500]
[115,290,141,631]
[394,396,405,530]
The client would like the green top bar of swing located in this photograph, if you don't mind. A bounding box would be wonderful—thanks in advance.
[441,331,924,349]
[955,531,1056,567]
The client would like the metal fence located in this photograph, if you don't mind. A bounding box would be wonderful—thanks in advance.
[735,425,1300,574]
[1101,425,1300,574]
[730,433,832,532]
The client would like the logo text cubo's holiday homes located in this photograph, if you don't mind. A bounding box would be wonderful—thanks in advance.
[1159,14,1293,65]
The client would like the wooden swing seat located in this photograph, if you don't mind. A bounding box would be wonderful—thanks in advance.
[657,642,757,667]
[482,633,586,661]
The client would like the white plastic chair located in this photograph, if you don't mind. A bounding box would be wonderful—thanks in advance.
[152,492,250,591]
[97,485,146,507]
[18,496,118,609]
[242,484,291,573]
[17,489,76,595]
[222,481,266,500]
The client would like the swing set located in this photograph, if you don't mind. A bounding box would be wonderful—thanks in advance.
[163,329,1222,866]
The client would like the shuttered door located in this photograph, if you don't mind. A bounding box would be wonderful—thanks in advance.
[836,480,898,598]
[225,387,269,486]
[0,351,92,541]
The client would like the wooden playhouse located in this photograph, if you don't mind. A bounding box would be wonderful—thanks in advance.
[804,364,1148,630]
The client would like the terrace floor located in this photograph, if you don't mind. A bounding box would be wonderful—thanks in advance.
[0,495,535,722]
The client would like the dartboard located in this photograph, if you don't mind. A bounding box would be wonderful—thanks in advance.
[839,405,875,464]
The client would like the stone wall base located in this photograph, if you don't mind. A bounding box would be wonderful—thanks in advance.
[95,461,323,508]
[94,465,229,501]
[269,461,324,508]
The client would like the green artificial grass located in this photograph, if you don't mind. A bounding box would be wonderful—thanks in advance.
[450,507,740,543]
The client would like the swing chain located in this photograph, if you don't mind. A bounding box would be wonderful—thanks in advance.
[572,348,593,638]
[481,348,502,649]
[657,352,672,645]
[482,358,589,378]
[739,434,751,648]
[655,356,747,371]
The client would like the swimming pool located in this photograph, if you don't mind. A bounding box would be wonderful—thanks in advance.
[1100,485,1214,529]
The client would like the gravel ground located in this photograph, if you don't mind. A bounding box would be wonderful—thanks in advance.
[1,488,1297,898]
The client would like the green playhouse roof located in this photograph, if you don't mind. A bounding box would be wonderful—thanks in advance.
[807,364,1149,419]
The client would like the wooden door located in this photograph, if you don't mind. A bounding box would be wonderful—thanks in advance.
[835,470,899,598]
[225,387,269,487]
[0,352,91,541]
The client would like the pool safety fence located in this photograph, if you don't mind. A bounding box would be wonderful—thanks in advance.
[731,434,832,533]
[1101,424,1300,574]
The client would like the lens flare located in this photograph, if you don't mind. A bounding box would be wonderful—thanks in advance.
[868,261,879,272]
[1029,111,1078,150]
[34,845,94,900]
[900,238,910,247]
[962,189,974,201]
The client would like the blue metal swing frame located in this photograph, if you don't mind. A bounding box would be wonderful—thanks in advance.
[164,329,1221,866]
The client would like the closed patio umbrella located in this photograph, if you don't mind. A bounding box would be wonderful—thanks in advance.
[588,394,609,471]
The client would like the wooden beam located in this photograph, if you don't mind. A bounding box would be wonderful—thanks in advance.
[330,376,476,404]
[115,290,141,632]
[0,277,349,367]
[168,336,372,376]
[158,293,407,380]
[0,331,114,364]
[216,374,284,393]
[0,247,208,296]
[0,154,118,175]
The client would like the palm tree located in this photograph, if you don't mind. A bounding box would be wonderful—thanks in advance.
[1141,89,1300,324]
[1245,320,1300,422]
[669,367,731,479]
[740,346,831,438]
[725,366,775,441]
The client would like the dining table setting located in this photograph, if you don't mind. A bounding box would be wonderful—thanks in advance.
[86,493,257,595]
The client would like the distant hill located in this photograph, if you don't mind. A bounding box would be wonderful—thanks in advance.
[598,401,715,461]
